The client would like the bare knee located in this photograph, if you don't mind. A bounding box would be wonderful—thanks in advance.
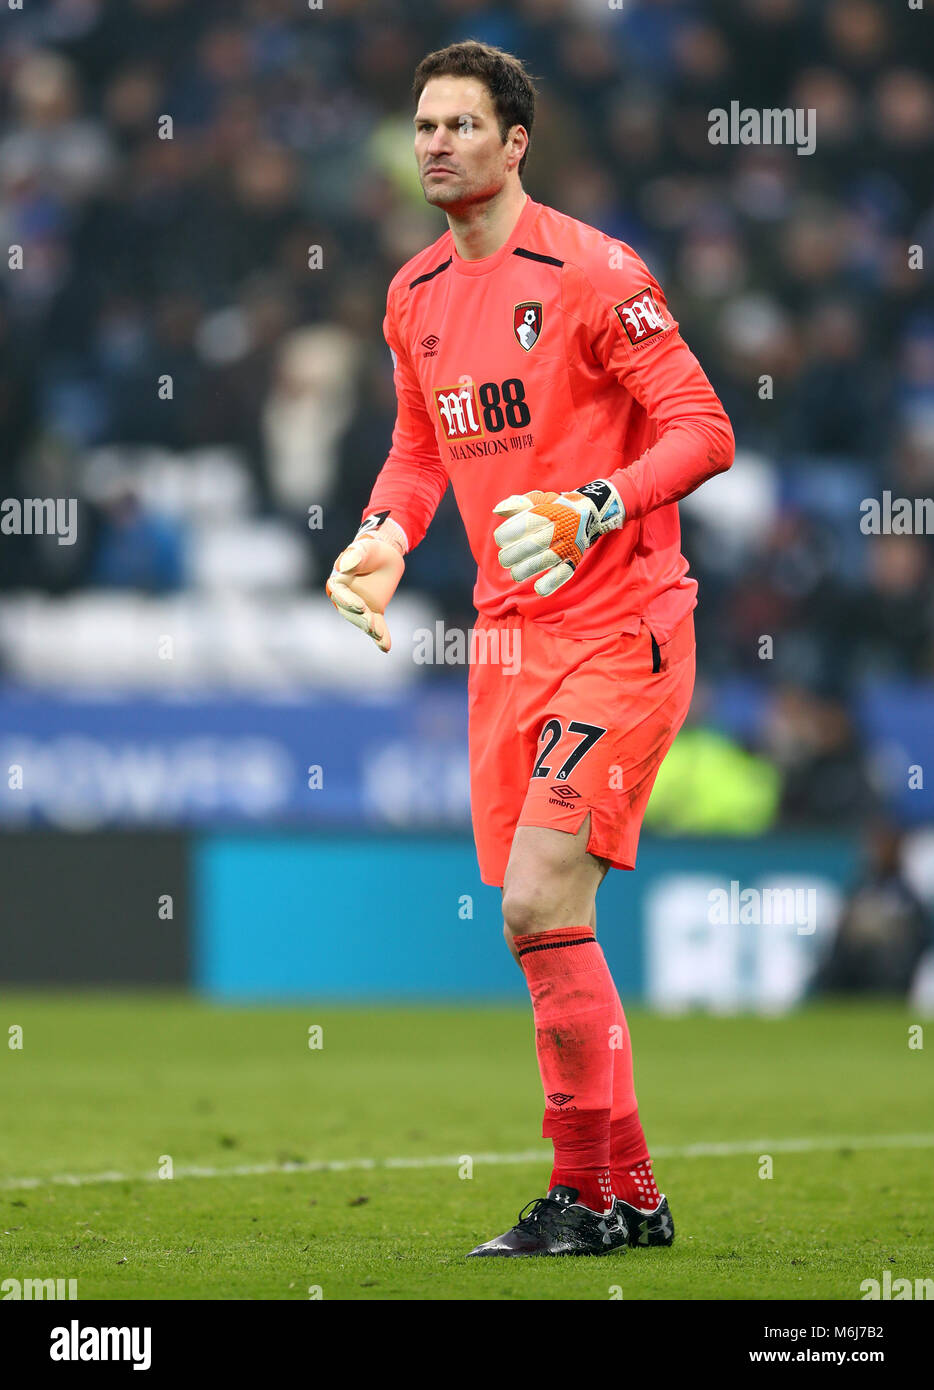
[501,822,606,937]
[501,873,564,937]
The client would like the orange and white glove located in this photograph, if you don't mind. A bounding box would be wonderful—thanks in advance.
[326,514,407,652]
[493,479,624,596]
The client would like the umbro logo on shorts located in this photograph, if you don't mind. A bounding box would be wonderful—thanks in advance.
[548,784,581,800]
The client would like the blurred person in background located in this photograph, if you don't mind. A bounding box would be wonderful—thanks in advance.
[764,684,879,826]
[642,680,780,836]
[853,535,934,681]
[813,819,932,996]
[91,482,185,593]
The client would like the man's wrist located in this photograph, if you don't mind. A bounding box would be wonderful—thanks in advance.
[574,479,625,537]
[354,512,408,556]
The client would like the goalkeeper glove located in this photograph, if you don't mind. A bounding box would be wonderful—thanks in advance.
[326,517,406,653]
[493,479,625,596]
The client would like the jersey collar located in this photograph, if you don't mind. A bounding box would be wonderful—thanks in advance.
[449,195,541,277]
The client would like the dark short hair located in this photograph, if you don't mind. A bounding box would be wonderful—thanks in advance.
[412,40,536,177]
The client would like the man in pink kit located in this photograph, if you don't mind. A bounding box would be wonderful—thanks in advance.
[328,41,733,1257]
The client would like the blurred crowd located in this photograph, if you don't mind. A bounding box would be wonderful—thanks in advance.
[1,0,933,829]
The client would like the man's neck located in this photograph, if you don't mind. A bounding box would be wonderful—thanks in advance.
[447,186,529,262]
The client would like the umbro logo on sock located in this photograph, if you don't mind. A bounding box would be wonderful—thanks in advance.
[547,1092,575,1106]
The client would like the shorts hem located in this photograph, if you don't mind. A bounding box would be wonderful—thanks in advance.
[513,813,637,874]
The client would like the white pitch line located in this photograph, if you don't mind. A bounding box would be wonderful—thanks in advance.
[1,1133,933,1193]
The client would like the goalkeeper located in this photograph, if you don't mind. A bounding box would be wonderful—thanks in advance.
[328,40,734,1259]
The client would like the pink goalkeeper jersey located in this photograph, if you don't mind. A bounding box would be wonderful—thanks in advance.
[364,194,734,642]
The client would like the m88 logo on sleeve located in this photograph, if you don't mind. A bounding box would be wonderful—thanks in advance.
[613,288,670,347]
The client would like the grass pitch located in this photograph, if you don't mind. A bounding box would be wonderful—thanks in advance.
[0,995,930,1300]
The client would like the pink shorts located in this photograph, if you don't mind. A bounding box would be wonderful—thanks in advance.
[467,610,696,886]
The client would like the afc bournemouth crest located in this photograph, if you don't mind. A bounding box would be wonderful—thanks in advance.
[514,301,542,351]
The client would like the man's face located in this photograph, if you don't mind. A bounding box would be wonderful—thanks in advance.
[414,75,521,209]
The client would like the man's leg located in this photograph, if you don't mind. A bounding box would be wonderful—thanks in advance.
[500,826,606,964]
[501,817,619,1214]
[472,616,692,1253]
[503,840,663,1218]
[598,910,663,1215]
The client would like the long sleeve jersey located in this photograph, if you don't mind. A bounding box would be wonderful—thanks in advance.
[365,194,734,642]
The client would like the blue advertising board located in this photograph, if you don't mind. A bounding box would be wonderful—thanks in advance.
[193,831,859,1006]
[0,682,931,828]
[0,687,469,829]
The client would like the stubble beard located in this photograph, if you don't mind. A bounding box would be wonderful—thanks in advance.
[421,168,504,212]
[421,171,466,208]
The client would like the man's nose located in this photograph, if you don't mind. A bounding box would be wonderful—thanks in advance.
[426,127,453,157]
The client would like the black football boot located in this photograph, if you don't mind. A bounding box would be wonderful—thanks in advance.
[614,1194,675,1247]
[467,1185,629,1258]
